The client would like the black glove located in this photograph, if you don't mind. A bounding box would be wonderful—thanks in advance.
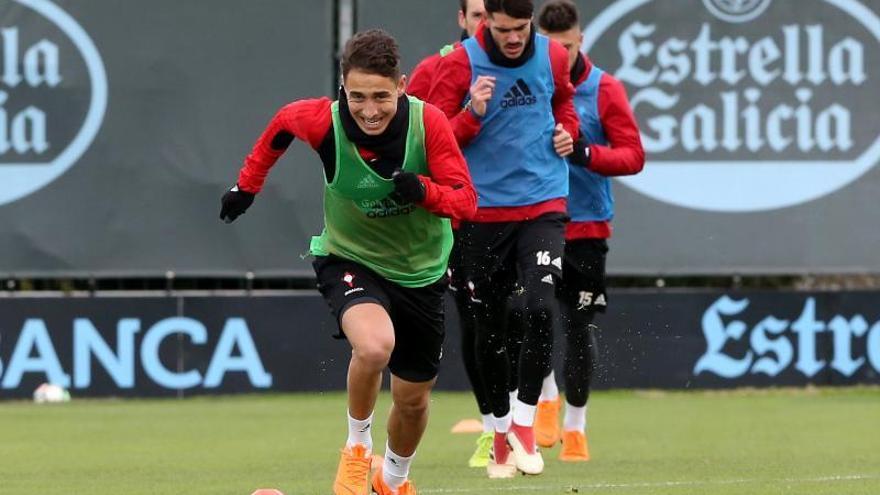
[568,135,592,168]
[388,169,426,205]
[219,184,255,223]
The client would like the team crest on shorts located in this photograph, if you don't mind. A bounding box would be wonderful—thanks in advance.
[343,271,364,296]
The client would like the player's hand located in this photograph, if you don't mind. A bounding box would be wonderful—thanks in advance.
[389,169,426,205]
[219,184,255,223]
[468,76,496,117]
[568,134,592,167]
[553,123,574,157]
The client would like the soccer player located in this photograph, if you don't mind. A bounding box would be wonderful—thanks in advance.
[533,0,645,461]
[427,0,579,478]
[220,29,477,495]
[407,0,485,101]
[407,0,502,471]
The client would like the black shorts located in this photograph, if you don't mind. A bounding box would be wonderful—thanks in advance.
[456,212,566,301]
[312,254,447,382]
[558,239,608,314]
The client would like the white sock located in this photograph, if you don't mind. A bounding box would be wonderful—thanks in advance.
[493,411,512,433]
[509,389,518,410]
[538,370,559,402]
[481,414,494,433]
[512,398,537,427]
[383,443,414,491]
[563,403,587,432]
[347,410,373,452]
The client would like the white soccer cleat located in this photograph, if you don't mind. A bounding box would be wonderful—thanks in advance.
[507,427,544,475]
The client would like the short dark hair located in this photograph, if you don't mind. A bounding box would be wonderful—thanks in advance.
[484,0,533,19]
[460,0,468,13]
[537,0,579,32]
[341,29,400,79]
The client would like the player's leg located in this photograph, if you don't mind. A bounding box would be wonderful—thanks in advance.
[506,285,525,407]
[449,232,495,467]
[508,212,566,475]
[473,283,519,478]
[534,275,562,448]
[373,278,446,494]
[457,220,520,478]
[372,376,434,495]
[558,238,608,461]
[450,232,492,423]
[343,303,395,445]
[314,255,393,494]
[456,287,496,467]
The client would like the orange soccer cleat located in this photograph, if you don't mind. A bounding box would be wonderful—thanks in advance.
[371,464,418,495]
[333,444,372,495]
[558,430,591,462]
[534,396,562,448]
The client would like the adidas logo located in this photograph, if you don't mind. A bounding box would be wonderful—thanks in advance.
[356,175,380,189]
[541,274,554,285]
[500,79,537,108]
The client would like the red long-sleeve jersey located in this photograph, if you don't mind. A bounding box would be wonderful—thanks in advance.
[407,42,461,101]
[237,98,477,221]
[567,54,645,240]
[425,25,579,223]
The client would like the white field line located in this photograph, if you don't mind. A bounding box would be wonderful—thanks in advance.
[420,474,880,493]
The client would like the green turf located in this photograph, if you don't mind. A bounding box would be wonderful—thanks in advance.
[1,388,878,494]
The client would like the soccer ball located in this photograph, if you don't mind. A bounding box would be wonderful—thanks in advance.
[250,490,284,495]
[33,383,71,404]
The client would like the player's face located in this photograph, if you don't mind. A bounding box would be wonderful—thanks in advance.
[486,12,531,59]
[343,69,406,135]
[458,0,486,37]
[541,26,583,70]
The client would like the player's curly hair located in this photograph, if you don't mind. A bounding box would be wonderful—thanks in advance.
[341,29,400,79]
[484,0,533,19]
[537,0,579,32]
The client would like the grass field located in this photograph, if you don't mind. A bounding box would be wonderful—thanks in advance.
[1,388,879,495]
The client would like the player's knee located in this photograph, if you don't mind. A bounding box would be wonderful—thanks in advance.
[395,392,430,420]
[524,289,555,327]
[353,340,393,370]
[565,316,593,342]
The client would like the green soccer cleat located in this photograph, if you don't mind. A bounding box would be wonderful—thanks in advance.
[468,431,494,468]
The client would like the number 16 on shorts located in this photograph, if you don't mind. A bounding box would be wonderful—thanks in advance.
[536,250,562,270]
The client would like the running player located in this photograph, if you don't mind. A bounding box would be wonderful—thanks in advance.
[220,29,477,495]
[408,0,485,101]
[427,0,579,478]
[407,0,502,470]
[533,0,645,462]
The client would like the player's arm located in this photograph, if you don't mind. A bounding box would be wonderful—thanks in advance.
[220,98,331,223]
[392,103,477,220]
[426,48,482,147]
[579,76,645,176]
[549,40,580,147]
